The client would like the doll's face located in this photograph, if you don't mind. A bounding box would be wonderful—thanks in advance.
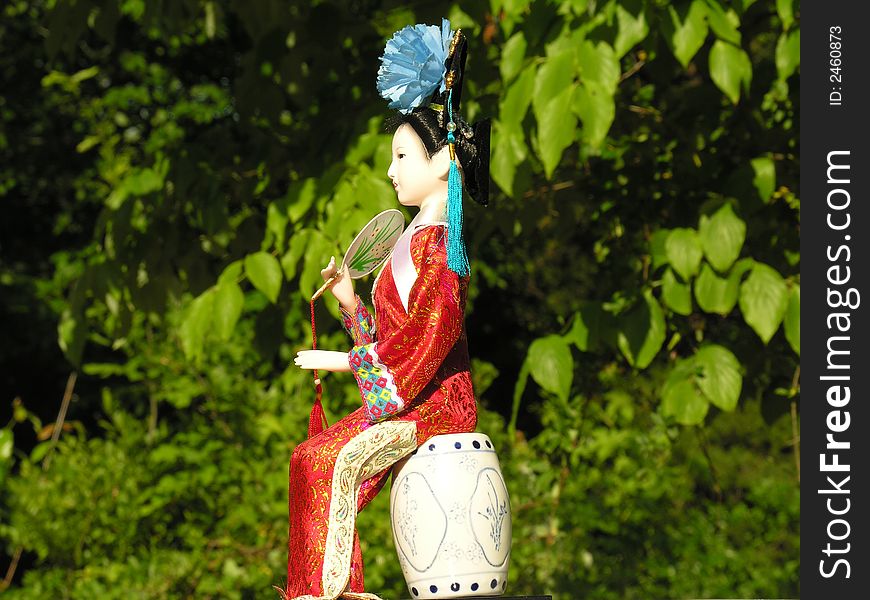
[387,124,450,209]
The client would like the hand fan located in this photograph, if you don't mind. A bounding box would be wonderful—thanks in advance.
[311,209,405,301]
[307,209,405,438]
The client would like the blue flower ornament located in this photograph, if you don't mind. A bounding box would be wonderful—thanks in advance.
[377,18,452,114]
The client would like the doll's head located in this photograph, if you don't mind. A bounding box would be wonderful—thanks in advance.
[387,122,450,210]
[388,108,489,207]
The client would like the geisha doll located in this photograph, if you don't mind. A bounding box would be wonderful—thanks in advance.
[282,19,491,600]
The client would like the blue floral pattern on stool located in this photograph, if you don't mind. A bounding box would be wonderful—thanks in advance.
[390,433,511,598]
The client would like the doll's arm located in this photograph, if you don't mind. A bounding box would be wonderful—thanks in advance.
[339,295,375,346]
[294,350,352,372]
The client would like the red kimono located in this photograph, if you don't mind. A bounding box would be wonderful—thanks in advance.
[284,224,477,600]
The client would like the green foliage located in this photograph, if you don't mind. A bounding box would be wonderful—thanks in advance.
[739,262,789,344]
[245,252,283,304]
[1,0,799,598]
[527,335,574,400]
[709,40,752,105]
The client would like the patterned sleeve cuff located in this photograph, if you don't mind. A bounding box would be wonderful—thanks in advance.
[340,295,374,346]
[348,343,406,422]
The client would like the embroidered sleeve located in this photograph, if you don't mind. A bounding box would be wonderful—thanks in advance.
[348,227,464,423]
[340,295,375,346]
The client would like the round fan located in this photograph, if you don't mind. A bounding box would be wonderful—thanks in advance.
[312,209,405,300]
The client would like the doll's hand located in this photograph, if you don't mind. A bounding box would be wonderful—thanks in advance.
[294,350,352,373]
[321,256,355,310]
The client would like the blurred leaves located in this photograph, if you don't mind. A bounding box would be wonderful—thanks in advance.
[662,344,742,424]
[662,0,709,68]
[699,203,746,272]
[739,262,789,344]
[709,40,753,104]
[244,252,282,304]
[527,335,573,400]
[665,228,703,280]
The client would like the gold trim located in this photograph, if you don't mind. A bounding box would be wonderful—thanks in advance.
[448,29,462,57]
[444,70,455,90]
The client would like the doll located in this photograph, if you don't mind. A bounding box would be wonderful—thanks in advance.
[284,20,490,600]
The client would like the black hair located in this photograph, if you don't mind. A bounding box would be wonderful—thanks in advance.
[387,107,490,206]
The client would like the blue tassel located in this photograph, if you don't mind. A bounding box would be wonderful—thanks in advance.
[445,89,469,277]
[446,158,470,276]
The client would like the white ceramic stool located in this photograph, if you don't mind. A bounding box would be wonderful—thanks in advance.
[389,433,512,599]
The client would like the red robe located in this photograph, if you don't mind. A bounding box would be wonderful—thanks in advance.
[285,225,477,599]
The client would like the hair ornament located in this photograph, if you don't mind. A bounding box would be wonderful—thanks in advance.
[445,87,470,276]
[378,19,490,276]
[376,19,452,114]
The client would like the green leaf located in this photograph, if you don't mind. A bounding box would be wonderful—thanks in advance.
[532,51,577,176]
[695,344,742,411]
[784,284,800,355]
[179,289,215,361]
[751,156,776,202]
[125,167,164,196]
[353,166,395,217]
[776,0,795,30]
[663,0,709,67]
[30,440,52,464]
[501,63,537,126]
[287,178,318,223]
[662,268,692,315]
[572,81,616,148]
[577,41,620,92]
[614,0,649,58]
[509,359,531,439]
[204,1,216,38]
[76,135,100,153]
[661,360,708,425]
[739,262,788,343]
[617,289,666,369]
[217,260,244,285]
[58,309,86,366]
[299,230,338,300]
[665,228,702,280]
[281,229,312,281]
[568,303,603,351]
[704,0,741,45]
[694,263,739,315]
[266,201,289,253]
[491,121,527,197]
[494,66,536,195]
[213,281,244,341]
[244,252,282,303]
[698,203,746,272]
[0,428,12,461]
[536,85,577,178]
[709,40,752,104]
[775,29,800,81]
[662,379,709,425]
[527,335,574,400]
[533,50,575,123]
[500,32,527,83]
[70,65,100,85]
[650,229,671,271]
